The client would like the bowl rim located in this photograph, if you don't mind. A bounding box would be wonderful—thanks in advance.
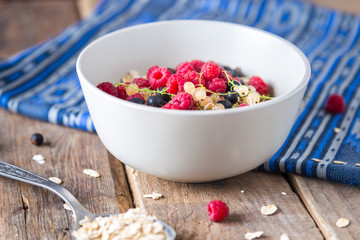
[76,19,311,116]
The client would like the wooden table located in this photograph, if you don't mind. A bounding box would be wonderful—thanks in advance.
[1,1,360,239]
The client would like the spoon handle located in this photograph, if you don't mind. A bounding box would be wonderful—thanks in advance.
[0,161,89,218]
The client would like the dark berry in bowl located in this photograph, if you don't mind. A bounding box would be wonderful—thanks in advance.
[218,99,233,109]
[222,65,243,77]
[30,133,44,146]
[156,87,171,102]
[224,91,239,104]
[147,95,166,107]
[226,79,241,92]
[129,98,145,104]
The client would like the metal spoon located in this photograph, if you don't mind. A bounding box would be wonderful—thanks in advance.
[0,161,176,239]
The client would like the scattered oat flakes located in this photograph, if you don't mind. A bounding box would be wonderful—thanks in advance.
[261,204,277,215]
[281,192,287,196]
[83,169,101,178]
[73,208,169,240]
[334,127,341,133]
[143,192,163,200]
[280,233,290,240]
[240,190,245,193]
[63,203,72,211]
[336,217,350,228]
[311,158,322,162]
[32,154,45,164]
[48,177,62,184]
[355,163,360,167]
[245,231,264,239]
[333,160,346,165]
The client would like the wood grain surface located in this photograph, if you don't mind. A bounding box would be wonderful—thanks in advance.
[0,0,360,239]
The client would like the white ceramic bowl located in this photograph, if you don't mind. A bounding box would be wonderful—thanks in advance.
[76,20,310,182]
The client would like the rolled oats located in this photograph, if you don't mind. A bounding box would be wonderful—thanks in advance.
[336,217,350,228]
[144,192,163,200]
[281,192,287,196]
[63,203,72,211]
[72,208,169,240]
[32,154,46,164]
[48,177,62,184]
[83,169,101,178]
[280,233,290,240]
[261,204,277,215]
[245,231,263,239]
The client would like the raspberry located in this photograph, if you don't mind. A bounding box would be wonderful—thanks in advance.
[133,77,150,88]
[325,94,346,114]
[148,67,172,90]
[162,102,174,109]
[184,71,205,86]
[201,62,220,80]
[97,82,118,97]
[207,200,229,222]
[190,59,204,72]
[126,93,145,102]
[166,74,186,94]
[147,65,159,79]
[248,76,268,95]
[172,92,193,110]
[176,62,194,76]
[206,78,226,93]
[218,68,232,83]
[238,103,248,108]
[116,84,129,99]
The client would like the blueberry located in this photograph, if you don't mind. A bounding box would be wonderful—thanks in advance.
[222,66,244,77]
[129,97,145,104]
[224,91,239,104]
[218,99,233,109]
[156,87,171,102]
[226,79,241,92]
[30,133,44,146]
[147,95,166,107]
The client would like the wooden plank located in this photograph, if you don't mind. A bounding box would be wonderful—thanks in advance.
[288,174,360,240]
[307,0,360,14]
[126,167,323,239]
[0,108,134,239]
[0,0,79,58]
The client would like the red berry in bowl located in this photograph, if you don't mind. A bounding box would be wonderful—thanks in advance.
[172,92,193,110]
[148,67,171,90]
[97,82,118,97]
[166,74,186,94]
[325,94,346,114]
[248,76,268,95]
[176,62,194,76]
[190,59,204,72]
[206,78,226,93]
[201,62,220,80]
[207,200,229,222]
[133,77,150,88]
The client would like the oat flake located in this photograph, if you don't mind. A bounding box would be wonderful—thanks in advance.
[245,231,263,239]
[280,233,290,240]
[281,192,287,196]
[261,204,277,215]
[32,154,45,164]
[336,218,350,228]
[334,127,341,133]
[63,203,72,211]
[240,190,245,193]
[83,169,101,178]
[48,177,62,184]
[144,192,163,200]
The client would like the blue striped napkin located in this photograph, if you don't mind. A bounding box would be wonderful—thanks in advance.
[1,0,360,187]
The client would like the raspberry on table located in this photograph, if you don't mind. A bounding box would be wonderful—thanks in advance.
[207,200,229,222]
[166,74,186,94]
[176,62,194,76]
[148,67,172,90]
[248,76,268,95]
[201,62,220,80]
[133,77,150,88]
[190,59,204,72]
[172,92,193,110]
[325,94,346,114]
[206,78,227,93]
[97,82,119,97]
